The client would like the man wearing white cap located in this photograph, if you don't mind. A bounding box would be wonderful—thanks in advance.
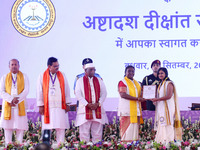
[73,58,102,91]
[75,62,108,143]
[73,58,102,108]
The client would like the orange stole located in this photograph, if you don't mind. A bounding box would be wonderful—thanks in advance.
[43,69,66,124]
[83,75,101,119]
[4,71,26,120]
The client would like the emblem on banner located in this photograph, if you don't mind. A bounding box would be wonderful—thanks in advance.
[164,0,171,3]
[11,0,55,38]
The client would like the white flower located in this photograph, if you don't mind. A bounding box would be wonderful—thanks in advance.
[37,117,40,122]
[87,142,93,146]
[51,142,59,149]
[185,146,191,150]
[71,135,75,138]
[189,138,194,143]
[28,146,34,150]
[175,141,181,147]
[145,145,149,149]
[71,120,74,127]
[65,142,70,147]
[165,142,170,149]
[24,142,29,147]
[61,147,67,150]
[150,141,154,147]
[103,141,109,145]
[74,143,79,148]
[194,139,198,144]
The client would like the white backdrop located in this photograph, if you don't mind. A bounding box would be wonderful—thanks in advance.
[0,0,200,110]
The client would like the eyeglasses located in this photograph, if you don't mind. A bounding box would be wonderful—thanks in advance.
[52,65,59,68]
[88,68,96,71]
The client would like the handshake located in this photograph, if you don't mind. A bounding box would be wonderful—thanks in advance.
[148,98,159,102]
[11,97,19,107]
[138,98,146,102]
[138,98,159,102]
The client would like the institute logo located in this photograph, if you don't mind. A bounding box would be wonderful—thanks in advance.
[11,0,55,38]
[164,0,171,3]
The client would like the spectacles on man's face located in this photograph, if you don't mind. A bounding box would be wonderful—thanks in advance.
[52,65,59,68]
[88,68,96,72]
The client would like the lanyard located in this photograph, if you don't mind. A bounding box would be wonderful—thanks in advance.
[12,75,17,87]
[49,73,57,87]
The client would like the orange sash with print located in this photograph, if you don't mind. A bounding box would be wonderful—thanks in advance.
[43,68,66,124]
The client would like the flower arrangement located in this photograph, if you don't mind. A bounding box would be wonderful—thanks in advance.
[1,116,200,149]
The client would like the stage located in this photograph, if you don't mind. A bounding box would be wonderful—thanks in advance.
[18,110,200,125]
[0,98,199,125]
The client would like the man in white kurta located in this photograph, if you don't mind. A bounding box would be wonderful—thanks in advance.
[0,59,29,145]
[75,63,108,143]
[36,57,71,143]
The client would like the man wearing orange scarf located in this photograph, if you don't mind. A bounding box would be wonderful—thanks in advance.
[75,62,108,143]
[36,57,71,143]
[0,59,29,145]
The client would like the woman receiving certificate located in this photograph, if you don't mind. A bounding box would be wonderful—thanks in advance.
[118,65,146,142]
[150,67,182,144]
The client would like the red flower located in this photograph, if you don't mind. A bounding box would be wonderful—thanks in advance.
[103,144,108,147]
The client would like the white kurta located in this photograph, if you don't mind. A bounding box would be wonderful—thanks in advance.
[0,73,29,130]
[75,76,108,127]
[36,72,71,130]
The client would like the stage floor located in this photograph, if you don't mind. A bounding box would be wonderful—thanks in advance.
[24,110,200,125]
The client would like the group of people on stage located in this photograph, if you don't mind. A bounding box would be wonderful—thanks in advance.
[0,57,182,146]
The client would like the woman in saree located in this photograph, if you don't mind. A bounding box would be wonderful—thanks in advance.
[118,65,145,142]
[151,67,182,144]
